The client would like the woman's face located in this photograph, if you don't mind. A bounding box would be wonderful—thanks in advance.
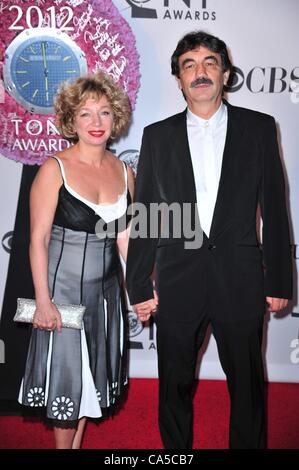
[74,94,114,146]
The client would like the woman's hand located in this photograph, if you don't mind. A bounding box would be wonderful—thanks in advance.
[33,300,62,332]
[133,289,159,322]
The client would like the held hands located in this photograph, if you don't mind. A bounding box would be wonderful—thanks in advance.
[133,289,159,323]
[33,300,62,332]
[266,297,288,312]
[133,295,288,319]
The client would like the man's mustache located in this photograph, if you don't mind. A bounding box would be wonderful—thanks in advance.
[190,77,213,88]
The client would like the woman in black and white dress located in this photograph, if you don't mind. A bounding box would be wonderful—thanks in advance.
[18,72,134,449]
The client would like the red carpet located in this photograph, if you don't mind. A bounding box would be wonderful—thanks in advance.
[0,379,298,449]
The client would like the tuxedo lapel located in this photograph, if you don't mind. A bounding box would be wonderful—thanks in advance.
[209,101,245,240]
[171,110,197,204]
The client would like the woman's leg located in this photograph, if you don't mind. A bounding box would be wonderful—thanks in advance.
[54,426,77,449]
[53,418,87,449]
[72,418,87,449]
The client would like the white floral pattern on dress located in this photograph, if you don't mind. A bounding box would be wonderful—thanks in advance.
[96,389,102,402]
[27,387,45,407]
[51,396,74,420]
[109,381,118,405]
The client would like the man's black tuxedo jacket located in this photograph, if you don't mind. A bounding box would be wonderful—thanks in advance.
[126,101,292,321]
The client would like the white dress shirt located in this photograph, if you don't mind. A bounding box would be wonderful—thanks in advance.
[187,102,228,237]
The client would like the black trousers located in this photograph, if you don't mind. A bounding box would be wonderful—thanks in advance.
[155,244,266,449]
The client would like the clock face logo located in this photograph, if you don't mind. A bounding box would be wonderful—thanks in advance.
[3,28,87,115]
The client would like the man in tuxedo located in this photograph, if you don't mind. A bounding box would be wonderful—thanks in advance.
[126,31,292,449]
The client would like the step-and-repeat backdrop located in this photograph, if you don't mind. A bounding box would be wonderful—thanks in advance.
[0,0,298,387]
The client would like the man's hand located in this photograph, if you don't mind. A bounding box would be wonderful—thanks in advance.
[266,297,288,312]
[133,290,159,322]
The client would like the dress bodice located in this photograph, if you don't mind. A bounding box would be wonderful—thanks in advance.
[53,157,132,235]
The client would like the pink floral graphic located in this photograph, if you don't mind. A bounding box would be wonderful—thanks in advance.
[0,0,140,164]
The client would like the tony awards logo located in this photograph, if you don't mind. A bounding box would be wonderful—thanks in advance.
[124,1,213,20]
[125,0,157,18]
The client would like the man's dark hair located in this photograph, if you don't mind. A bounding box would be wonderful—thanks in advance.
[171,31,232,77]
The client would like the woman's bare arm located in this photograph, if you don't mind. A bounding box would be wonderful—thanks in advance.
[30,158,63,331]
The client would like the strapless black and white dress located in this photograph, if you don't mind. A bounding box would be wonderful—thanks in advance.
[18,156,131,424]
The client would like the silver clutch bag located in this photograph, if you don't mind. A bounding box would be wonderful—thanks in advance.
[14,298,86,330]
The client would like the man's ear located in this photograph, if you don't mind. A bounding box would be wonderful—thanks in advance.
[223,69,230,86]
[176,76,182,90]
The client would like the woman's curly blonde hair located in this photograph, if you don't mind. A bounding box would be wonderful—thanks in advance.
[54,72,132,143]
